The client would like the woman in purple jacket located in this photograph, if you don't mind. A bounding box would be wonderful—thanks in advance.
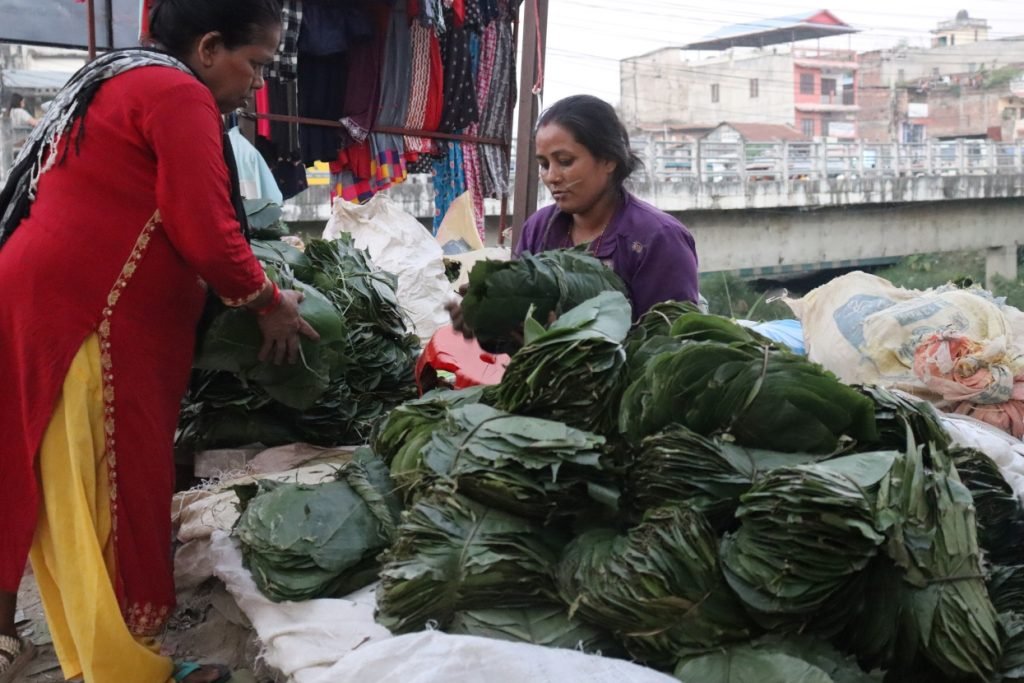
[449,95,699,339]
[515,94,699,317]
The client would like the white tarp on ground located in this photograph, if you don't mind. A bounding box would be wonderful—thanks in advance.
[202,533,676,683]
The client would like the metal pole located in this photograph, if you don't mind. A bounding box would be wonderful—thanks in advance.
[510,0,549,251]
[86,0,98,60]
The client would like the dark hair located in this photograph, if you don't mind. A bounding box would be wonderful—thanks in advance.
[537,95,642,187]
[7,93,24,110]
[148,0,283,58]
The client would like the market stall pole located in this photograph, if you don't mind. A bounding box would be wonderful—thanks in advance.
[510,0,548,251]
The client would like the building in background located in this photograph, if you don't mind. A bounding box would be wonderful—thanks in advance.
[932,10,989,48]
[620,11,860,140]
[857,12,1024,142]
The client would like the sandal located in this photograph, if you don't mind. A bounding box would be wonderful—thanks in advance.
[0,634,35,683]
[173,662,232,683]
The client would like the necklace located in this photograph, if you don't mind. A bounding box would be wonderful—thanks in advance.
[568,223,607,255]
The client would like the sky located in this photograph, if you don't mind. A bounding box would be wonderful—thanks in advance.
[538,0,1024,107]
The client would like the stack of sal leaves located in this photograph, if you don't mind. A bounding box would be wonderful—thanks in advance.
[362,280,1018,683]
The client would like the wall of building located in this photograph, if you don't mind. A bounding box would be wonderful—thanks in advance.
[860,39,1024,87]
[620,49,796,129]
[620,49,692,130]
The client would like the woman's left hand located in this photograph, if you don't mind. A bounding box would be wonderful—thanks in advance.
[256,289,321,364]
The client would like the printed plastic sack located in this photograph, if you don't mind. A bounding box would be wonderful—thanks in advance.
[738,319,806,354]
[324,194,450,343]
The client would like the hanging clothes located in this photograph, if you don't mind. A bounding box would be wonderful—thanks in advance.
[478,19,514,199]
[438,20,479,133]
[267,0,303,81]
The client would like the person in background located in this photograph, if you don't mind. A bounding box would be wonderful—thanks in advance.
[448,94,699,336]
[5,93,39,132]
[0,0,318,681]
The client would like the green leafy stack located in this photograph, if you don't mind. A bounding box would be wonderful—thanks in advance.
[376,491,564,633]
[619,331,878,452]
[408,403,611,520]
[557,506,752,666]
[492,291,631,434]
[461,248,627,354]
[178,236,418,450]
[720,453,897,625]
[234,451,402,602]
[448,606,621,656]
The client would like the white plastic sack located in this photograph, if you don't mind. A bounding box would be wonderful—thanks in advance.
[305,630,679,683]
[787,271,1024,390]
[324,194,451,342]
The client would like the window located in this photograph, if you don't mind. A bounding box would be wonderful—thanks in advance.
[897,69,905,83]
[711,83,720,103]
[749,78,759,98]
[932,67,941,77]
[801,119,815,137]
[968,63,977,73]
[821,78,837,96]
[799,73,814,95]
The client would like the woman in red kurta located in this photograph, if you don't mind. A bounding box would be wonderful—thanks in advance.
[0,1,313,681]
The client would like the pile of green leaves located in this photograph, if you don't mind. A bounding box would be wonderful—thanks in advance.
[376,490,564,634]
[492,292,631,434]
[234,451,402,602]
[178,236,418,450]
[448,606,621,655]
[461,248,627,354]
[371,386,488,467]
[556,506,752,666]
[403,403,611,520]
[619,335,878,452]
[953,447,1024,565]
[845,443,1002,679]
[721,453,897,625]
[674,637,882,683]
[628,426,826,530]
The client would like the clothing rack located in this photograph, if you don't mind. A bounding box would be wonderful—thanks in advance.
[239,112,509,149]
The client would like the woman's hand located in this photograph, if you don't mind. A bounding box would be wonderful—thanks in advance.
[256,289,320,364]
[446,285,474,340]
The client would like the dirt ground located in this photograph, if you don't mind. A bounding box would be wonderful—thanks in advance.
[13,569,270,683]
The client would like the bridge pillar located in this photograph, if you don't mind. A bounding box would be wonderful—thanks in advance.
[986,244,1019,290]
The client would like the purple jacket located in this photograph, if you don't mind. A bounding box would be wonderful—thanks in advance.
[514,193,700,319]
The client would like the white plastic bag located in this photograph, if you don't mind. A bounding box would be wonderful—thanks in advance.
[324,195,451,342]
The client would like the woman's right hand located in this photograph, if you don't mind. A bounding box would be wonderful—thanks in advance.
[256,289,321,364]
[446,284,475,340]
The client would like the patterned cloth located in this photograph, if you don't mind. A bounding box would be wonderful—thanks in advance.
[479,20,514,199]
[267,0,303,81]
[439,22,479,132]
[432,142,466,233]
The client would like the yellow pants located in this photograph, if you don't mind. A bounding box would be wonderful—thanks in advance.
[28,334,176,683]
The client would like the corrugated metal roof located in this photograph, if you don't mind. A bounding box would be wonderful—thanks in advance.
[683,10,857,50]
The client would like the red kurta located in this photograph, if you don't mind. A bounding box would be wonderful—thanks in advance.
[0,66,266,634]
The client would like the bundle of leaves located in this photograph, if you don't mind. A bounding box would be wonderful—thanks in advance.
[627,425,826,530]
[627,300,700,343]
[619,338,878,452]
[180,236,419,449]
[857,385,951,454]
[399,403,612,520]
[848,443,1002,679]
[999,612,1024,682]
[371,386,488,466]
[244,199,289,240]
[376,490,564,634]
[447,605,622,656]
[953,447,1024,565]
[460,248,627,354]
[556,506,752,667]
[234,451,402,602]
[491,292,631,435]
[721,453,897,626]
[674,636,881,683]
[989,565,1024,615]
